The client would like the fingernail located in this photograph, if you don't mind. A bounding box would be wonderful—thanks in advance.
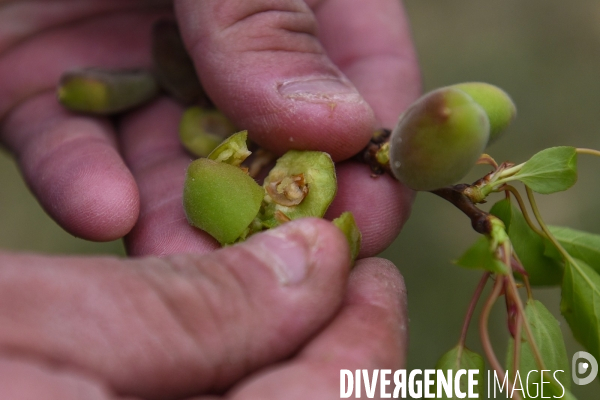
[278,77,360,102]
[248,222,318,285]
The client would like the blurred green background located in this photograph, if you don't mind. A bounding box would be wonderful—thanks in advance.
[380,1,600,398]
[1,0,599,398]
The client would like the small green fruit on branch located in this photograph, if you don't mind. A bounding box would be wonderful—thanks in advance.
[389,87,490,191]
[368,82,516,191]
[452,82,516,144]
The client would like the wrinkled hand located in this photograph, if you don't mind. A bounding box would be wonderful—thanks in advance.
[0,219,407,399]
[0,0,420,255]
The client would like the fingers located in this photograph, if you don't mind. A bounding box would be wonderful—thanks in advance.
[315,0,421,128]
[0,93,139,241]
[325,162,414,257]
[0,10,165,121]
[0,219,350,399]
[120,97,413,256]
[0,1,170,54]
[119,97,219,255]
[315,0,419,255]
[173,0,419,251]
[0,10,169,240]
[0,358,134,400]
[174,0,376,161]
[225,258,408,400]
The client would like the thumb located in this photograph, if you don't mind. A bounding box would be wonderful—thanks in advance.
[174,0,376,161]
[0,219,351,399]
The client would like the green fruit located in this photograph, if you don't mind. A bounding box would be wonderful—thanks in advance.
[183,158,263,244]
[179,107,236,157]
[208,130,251,167]
[451,82,516,144]
[389,87,490,191]
[57,68,159,115]
[332,212,362,263]
[261,150,336,228]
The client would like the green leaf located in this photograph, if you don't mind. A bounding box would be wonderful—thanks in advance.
[561,258,600,361]
[506,300,571,398]
[489,197,513,229]
[454,236,508,274]
[435,345,485,399]
[549,226,600,275]
[513,146,577,194]
[490,199,563,285]
[563,390,579,400]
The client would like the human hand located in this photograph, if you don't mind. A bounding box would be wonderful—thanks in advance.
[0,219,407,399]
[0,0,420,254]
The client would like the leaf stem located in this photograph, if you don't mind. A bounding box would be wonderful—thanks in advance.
[522,274,533,300]
[503,185,545,237]
[497,162,525,179]
[458,272,490,348]
[512,309,523,386]
[479,277,513,394]
[576,147,600,157]
[525,186,576,265]
[503,241,547,371]
[526,185,600,392]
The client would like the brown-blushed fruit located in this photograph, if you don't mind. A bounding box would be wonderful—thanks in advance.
[389,87,490,191]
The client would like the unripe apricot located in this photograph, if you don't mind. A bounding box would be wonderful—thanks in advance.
[179,107,236,157]
[389,87,490,191]
[183,158,263,244]
[57,68,159,114]
[451,82,516,144]
[261,150,336,228]
[332,212,361,263]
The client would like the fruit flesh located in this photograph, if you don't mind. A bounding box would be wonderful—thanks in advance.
[261,151,337,228]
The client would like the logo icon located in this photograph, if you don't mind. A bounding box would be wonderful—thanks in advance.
[572,351,598,385]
